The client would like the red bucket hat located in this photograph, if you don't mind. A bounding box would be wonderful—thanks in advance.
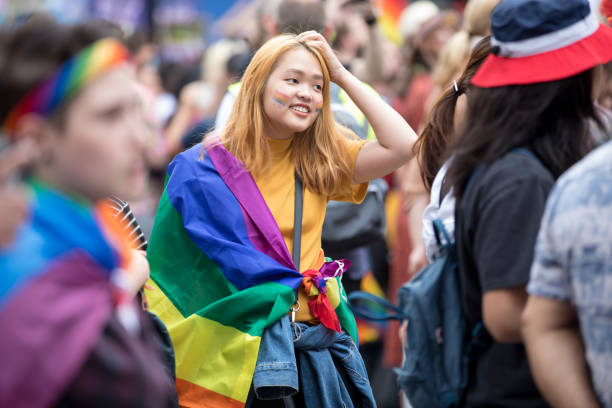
[472,0,612,87]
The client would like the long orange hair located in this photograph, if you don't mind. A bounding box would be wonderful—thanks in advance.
[217,34,357,197]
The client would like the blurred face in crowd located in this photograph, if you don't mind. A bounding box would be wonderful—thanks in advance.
[37,64,146,201]
[418,21,457,69]
[262,47,324,139]
[594,64,612,109]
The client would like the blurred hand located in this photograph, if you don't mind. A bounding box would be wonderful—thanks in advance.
[120,249,151,297]
[296,31,349,84]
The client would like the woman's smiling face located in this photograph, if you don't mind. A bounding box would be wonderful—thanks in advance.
[262,47,324,140]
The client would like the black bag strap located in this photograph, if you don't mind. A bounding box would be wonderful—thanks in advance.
[292,173,303,270]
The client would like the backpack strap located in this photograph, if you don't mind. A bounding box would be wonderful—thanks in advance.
[432,218,453,248]
[347,291,406,321]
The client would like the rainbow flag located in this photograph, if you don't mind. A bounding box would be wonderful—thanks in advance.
[0,182,123,407]
[146,142,358,407]
[355,271,387,345]
[374,0,409,45]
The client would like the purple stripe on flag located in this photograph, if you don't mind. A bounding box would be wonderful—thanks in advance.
[206,142,296,271]
[0,250,112,408]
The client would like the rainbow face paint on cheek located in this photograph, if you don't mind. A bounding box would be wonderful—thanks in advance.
[272,90,290,107]
[315,101,323,113]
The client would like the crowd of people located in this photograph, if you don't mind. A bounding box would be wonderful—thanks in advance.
[1,0,612,407]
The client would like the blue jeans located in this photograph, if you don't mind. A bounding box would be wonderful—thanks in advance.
[252,315,376,407]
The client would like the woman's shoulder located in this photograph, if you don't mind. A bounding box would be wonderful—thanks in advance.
[169,141,225,178]
[463,150,554,210]
[483,150,553,189]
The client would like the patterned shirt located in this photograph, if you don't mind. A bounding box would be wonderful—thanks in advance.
[528,141,612,407]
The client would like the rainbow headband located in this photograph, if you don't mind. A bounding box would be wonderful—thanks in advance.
[3,38,131,136]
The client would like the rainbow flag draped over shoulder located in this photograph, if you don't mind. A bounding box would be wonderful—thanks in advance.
[0,182,124,407]
[146,142,358,408]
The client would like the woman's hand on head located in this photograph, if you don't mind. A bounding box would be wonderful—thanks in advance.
[296,31,348,84]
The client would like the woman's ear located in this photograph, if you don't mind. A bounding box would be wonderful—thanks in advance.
[12,114,54,166]
[12,114,46,143]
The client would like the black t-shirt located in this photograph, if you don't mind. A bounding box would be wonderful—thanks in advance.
[455,151,552,408]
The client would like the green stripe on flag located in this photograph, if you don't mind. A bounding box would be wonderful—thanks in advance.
[148,189,296,336]
[334,277,358,343]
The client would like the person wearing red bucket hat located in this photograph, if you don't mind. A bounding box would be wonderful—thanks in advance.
[472,0,612,87]
[442,0,612,407]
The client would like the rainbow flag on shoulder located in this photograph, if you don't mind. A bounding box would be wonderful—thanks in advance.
[146,142,357,408]
[0,183,126,407]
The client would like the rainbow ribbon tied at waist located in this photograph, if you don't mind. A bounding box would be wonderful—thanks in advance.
[302,258,352,333]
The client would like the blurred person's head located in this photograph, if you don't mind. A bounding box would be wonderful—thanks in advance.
[201,39,249,86]
[226,51,254,82]
[398,1,439,45]
[431,0,500,90]
[218,34,357,197]
[0,20,146,202]
[431,31,472,89]
[448,0,612,200]
[598,61,612,109]
[251,0,284,49]
[463,0,501,38]
[399,1,460,69]
[125,30,157,72]
[415,36,491,191]
[277,0,328,36]
[331,12,370,66]
[198,39,250,114]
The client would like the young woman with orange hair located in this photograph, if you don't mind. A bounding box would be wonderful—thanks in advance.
[145,31,416,407]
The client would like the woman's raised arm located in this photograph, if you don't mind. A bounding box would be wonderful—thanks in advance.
[297,31,417,183]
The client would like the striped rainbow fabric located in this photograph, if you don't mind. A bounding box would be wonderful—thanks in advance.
[2,38,130,135]
[374,0,409,45]
[0,182,126,407]
[146,142,358,407]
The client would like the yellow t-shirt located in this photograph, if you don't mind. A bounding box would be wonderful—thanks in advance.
[252,136,368,273]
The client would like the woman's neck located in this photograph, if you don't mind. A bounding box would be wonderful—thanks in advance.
[263,120,294,140]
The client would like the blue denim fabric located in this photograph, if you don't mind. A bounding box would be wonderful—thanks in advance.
[252,315,376,407]
[252,315,299,399]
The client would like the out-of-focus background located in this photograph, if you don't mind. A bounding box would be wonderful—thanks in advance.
[3,2,608,407]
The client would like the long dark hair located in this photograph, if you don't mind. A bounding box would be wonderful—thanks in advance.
[414,36,491,192]
[446,68,599,202]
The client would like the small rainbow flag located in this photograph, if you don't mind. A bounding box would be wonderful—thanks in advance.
[374,0,409,45]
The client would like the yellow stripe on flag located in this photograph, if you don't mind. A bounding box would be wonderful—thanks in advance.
[146,280,259,405]
[327,277,341,309]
